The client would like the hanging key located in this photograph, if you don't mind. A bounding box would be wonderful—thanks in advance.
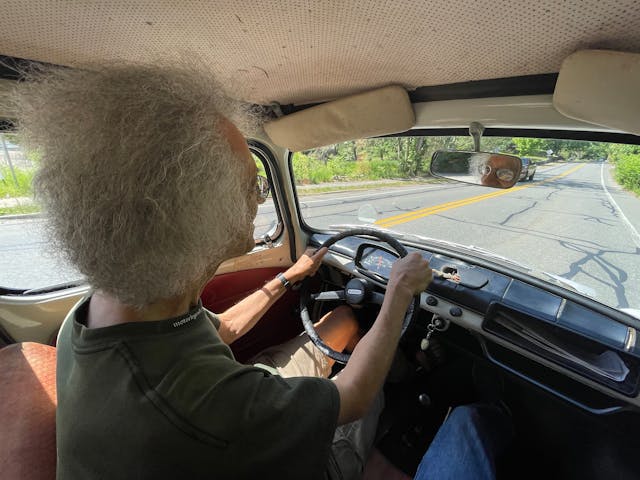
[420,316,448,351]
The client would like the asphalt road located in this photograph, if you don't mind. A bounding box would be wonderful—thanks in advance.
[1,162,639,314]
[297,162,640,312]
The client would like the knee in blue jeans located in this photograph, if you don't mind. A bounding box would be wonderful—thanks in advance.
[447,405,477,424]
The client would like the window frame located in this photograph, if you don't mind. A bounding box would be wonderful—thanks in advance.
[249,141,285,246]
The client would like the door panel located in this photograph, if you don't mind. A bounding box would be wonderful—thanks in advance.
[0,243,295,346]
[201,265,303,363]
[0,287,89,345]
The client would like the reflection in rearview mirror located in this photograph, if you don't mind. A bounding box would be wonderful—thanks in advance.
[430,151,522,189]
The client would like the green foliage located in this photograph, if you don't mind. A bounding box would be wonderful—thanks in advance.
[0,204,40,216]
[253,154,267,176]
[512,138,548,157]
[612,153,640,195]
[291,137,640,185]
[0,167,35,197]
[292,152,401,184]
[291,152,332,184]
[608,144,640,159]
[369,159,400,178]
[482,137,516,153]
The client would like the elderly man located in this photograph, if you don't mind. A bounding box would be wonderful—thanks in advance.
[15,64,431,479]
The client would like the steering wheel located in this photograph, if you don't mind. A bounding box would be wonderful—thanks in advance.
[299,228,421,364]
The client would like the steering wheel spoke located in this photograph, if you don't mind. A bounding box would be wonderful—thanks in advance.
[369,291,385,305]
[311,290,346,302]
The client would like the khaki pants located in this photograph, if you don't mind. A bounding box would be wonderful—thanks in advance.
[251,333,384,480]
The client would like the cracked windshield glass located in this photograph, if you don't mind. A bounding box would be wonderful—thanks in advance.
[293,136,640,316]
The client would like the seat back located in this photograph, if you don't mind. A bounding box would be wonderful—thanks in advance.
[0,342,57,480]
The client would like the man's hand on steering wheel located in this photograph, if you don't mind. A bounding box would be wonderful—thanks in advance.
[387,252,433,303]
[284,247,328,284]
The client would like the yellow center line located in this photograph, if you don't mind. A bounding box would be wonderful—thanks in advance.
[375,163,586,229]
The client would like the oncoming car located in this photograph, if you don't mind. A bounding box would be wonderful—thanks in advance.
[518,157,537,182]
[1,2,640,479]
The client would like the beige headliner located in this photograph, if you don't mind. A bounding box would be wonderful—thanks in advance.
[1,1,640,105]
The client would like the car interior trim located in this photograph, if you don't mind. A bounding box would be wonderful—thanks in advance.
[249,140,299,263]
[309,233,640,331]
[553,50,640,136]
[264,85,415,151]
[425,291,640,408]
[279,74,559,115]
[626,327,637,352]
[248,142,284,245]
[312,237,640,410]
[382,128,640,145]
[0,286,89,344]
[409,74,560,102]
[481,344,625,416]
[412,95,619,132]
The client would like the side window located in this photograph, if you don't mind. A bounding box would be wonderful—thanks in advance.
[252,151,281,242]
[0,133,82,291]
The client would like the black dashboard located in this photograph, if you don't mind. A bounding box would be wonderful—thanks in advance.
[311,232,640,412]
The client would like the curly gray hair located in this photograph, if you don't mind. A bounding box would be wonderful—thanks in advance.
[12,63,261,307]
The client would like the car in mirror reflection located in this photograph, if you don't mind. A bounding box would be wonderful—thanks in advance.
[519,157,537,181]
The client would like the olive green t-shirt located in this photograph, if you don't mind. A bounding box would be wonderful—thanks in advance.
[56,297,340,479]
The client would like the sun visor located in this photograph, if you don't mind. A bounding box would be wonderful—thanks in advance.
[264,86,415,151]
[553,50,640,135]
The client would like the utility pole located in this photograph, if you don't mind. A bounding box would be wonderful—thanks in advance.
[1,133,19,187]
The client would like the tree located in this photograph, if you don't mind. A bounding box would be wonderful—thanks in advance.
[512,138,547,156]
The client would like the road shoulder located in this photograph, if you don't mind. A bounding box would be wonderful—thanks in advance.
[604,162,640,244]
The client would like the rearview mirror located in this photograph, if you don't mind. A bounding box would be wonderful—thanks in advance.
[430,151,522,189]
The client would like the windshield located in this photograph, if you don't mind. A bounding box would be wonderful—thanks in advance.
[293,136,640,314]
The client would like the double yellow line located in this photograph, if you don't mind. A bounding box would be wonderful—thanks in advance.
[375,163,586,229]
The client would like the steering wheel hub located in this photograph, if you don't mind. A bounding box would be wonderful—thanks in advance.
[345,278,369,305]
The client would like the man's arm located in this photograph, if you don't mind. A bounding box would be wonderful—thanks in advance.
[216,248,327,344]
[333,252,432,425]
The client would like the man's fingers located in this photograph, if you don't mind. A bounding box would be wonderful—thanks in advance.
[312,247,328,261]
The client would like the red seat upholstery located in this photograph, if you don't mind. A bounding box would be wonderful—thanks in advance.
[0,342,57,480]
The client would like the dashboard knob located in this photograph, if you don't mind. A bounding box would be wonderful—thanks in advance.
[418,393,432,408]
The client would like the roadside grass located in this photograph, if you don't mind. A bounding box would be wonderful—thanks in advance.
[0,167,40,216]
[0,204,41,216]
[0,167,35,197]
[296,178,449,196]
[1,179,440,217]
[612,154,640,196]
